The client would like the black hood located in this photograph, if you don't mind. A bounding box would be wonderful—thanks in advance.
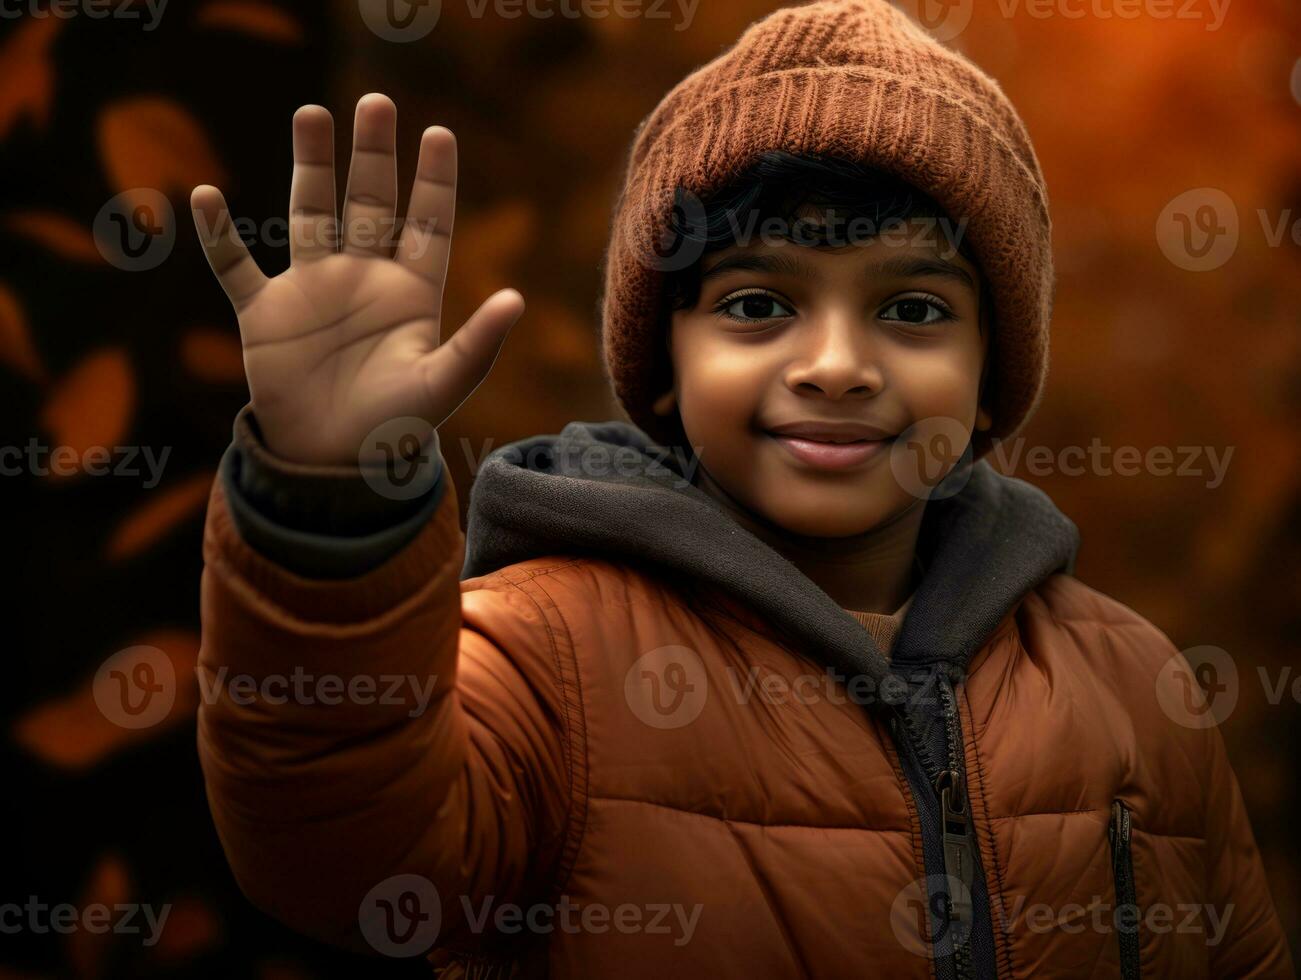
[462,420,1079,691]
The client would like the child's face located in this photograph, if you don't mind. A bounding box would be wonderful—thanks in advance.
[661,223,992,538]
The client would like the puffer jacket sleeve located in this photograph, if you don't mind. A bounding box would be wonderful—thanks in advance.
[196,408,577,959]
[1134,615,1294,978]
[1200,718,1294,977]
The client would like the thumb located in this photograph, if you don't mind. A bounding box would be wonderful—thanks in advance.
[416,288,525,426]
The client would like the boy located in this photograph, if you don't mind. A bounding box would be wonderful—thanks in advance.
[191,0,1291,976]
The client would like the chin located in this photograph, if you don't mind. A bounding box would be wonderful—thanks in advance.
[761,498,896,539]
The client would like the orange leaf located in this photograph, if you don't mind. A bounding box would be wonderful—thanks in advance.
[196,1,304,43]
[98,98,226,197]
[0,282,46,383]
[180,327,246,383]
[5,211,105,264]
[11,630,200,772]
[105,471,214,560]
[149,894,222,963]
[39,348,135,469]
[68,853,133,979]
[0,17,60,140]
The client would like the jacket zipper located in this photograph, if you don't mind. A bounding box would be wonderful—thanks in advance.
[1109,800,1141,979]
[889,672,991,980]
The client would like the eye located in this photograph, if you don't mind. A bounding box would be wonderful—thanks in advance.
[880,294,956,326]
[714,290,794,324]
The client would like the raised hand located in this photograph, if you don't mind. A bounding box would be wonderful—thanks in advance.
[191,93,524,466]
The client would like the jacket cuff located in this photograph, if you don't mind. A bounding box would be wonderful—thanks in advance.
[219,404,447,580]
[204,466,464,624]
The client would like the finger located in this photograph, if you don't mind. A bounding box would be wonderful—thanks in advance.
[415,288,524,425]
[190,184,268,312]
[396,126,456,299]
[289,104,338,263]
[341,93,398,259]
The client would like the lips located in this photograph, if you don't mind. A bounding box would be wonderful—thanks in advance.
[766,419,896,442]
[768,434,893,470]
[763,421,897,471]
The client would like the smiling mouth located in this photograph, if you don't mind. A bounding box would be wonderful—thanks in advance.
[765,432,896,471]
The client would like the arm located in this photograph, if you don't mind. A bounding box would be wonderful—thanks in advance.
[198,409,576,957]
[189,92,544,958]
[1200,722,1293,978]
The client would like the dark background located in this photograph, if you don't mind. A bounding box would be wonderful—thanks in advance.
[2,0,1298,975]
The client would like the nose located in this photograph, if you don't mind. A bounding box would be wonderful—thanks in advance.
[782,313,883,400]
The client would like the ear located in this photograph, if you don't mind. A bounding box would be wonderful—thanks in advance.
[975,402,993,433]
[652,389,677,416]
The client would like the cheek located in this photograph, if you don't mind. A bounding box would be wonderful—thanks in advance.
[891,344,984,417]
[675,334,773,429]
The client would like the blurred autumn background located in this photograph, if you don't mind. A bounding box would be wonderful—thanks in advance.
[1,0,1297,975]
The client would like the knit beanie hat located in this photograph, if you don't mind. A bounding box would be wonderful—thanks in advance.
[599,0,1053,461]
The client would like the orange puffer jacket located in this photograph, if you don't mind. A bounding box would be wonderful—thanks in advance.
[197,412,1292,979]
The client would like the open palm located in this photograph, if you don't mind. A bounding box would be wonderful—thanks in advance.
[191,93,524,466]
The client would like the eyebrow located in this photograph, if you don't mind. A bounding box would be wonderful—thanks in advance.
[698,251,976,290]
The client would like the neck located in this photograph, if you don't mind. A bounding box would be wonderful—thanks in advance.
[692,464,926,615]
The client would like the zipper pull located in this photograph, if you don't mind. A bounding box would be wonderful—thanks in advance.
[1110,799,1130,851]
[935,768,975,938]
